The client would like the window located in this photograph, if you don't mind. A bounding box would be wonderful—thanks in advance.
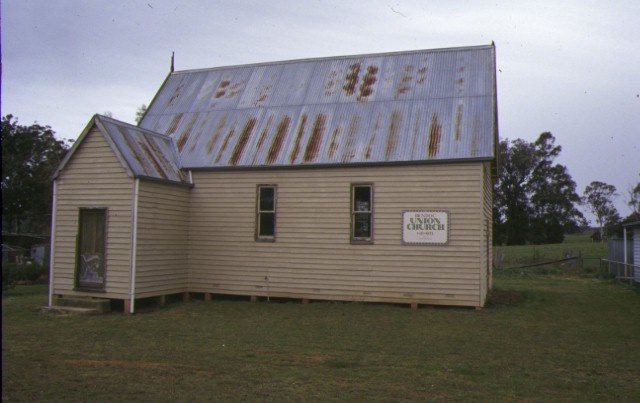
[351,184,373,243]
[256,185,276,240]
[76,208,106,290]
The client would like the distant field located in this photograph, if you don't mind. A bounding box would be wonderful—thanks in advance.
[3,264,639,401]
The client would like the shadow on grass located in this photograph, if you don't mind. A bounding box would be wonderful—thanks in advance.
[485,288,525,308]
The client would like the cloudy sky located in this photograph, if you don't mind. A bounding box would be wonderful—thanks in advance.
[2,0,639,221]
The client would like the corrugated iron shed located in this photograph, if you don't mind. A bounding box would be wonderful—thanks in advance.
[140,44,498,169]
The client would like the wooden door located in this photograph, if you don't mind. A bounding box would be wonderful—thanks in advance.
[76,208,106,289]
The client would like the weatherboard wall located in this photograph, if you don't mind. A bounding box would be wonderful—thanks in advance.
[188,162,488,307]
[134,180,191,297]
[51,128,133,299]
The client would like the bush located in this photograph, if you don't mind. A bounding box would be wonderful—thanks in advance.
[24,262,48,282]
[2,262,48,291]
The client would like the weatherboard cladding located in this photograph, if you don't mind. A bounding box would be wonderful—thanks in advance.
[140,45,497,169]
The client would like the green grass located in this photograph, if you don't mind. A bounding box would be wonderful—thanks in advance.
[3,270,640,401]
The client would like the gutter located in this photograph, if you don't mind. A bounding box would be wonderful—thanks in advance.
[128,178,140,314]
[183,157,495,173]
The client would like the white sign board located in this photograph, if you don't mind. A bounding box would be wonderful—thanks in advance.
[402,210,449,245]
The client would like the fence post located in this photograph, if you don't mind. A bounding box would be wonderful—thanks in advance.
[628,262,632,285]
[578,251,582,269]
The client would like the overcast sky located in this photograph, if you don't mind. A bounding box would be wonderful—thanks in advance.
[2,0,639,222]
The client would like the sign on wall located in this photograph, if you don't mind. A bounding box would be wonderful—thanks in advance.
[402,210,449,245]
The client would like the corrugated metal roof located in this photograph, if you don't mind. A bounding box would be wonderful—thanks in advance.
[140,44,498,169]
[96,116,188,183]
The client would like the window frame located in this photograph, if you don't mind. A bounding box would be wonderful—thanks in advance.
[256,184,277,242]
[350,183,374,244]
[75,207,107,291]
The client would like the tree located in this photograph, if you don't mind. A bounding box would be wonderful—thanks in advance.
[626,173,640,215]
[493,132,585,245]
[583,181,619,241]
[529,163,585,243]
[1,115,69,234]
[494,138,534,245]
[135,104,148,124]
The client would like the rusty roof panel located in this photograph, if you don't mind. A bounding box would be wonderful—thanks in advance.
[97,116,187,183]
[140,44,498,169]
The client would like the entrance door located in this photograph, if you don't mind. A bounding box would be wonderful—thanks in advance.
[76,208,106,289]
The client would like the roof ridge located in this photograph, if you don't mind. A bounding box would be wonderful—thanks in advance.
[96,114,172,141]
[170,43,495,75]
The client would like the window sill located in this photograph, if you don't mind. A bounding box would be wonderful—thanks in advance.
[73,287,106,293]
[351,239,374,245]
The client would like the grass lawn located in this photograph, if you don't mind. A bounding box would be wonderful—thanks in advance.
[3,270,639,401]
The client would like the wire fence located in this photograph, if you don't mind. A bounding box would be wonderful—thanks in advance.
[495,256,581,271]
[600,259,638,284]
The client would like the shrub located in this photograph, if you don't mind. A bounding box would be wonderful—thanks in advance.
[24,262,48,282]
[2,263,20,291]
[2,262,48,291]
